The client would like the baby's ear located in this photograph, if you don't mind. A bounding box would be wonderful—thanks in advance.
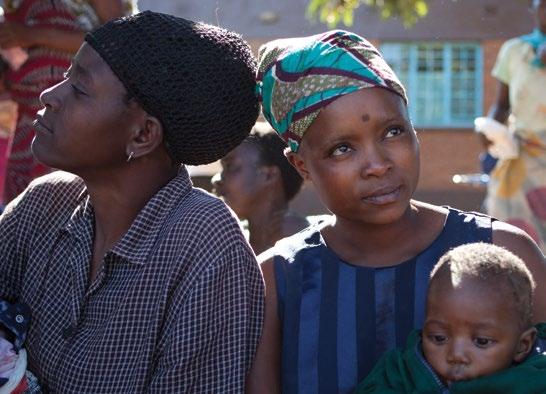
[513,326,537,363]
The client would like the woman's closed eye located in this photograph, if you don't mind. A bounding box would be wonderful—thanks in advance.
[71,84,87,96]
[63,68,88,96]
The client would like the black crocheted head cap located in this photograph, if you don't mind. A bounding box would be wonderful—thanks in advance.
[85,11,259,165]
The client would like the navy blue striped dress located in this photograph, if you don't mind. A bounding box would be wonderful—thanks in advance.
[273,207,493,394]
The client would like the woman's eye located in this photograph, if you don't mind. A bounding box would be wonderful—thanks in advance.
[224,163,239,174]
[473,337,494,348]
[385,126,404,138]
[331,144,352,157]
[71,84,87,96]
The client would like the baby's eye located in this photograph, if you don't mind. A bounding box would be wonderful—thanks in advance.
[428,334,447,344]
[473,337,495,348]
[330,144,353,157]
[385,126,404,138]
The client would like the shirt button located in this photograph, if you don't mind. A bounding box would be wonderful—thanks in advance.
[15,315,24,323]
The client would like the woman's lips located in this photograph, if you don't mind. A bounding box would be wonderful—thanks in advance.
[362,185,402,205]
[32,118,53,134]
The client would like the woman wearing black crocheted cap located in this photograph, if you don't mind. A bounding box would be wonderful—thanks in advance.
[0,11,263,392]
[213,121,310,254]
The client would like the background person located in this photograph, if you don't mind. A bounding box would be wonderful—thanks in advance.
[247,29,546,394]
[0,0,136,203]
[212,122,309,254]
[481,0,546,252]
[0,11,263,392]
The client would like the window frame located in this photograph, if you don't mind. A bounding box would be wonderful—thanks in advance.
[380,41,483,129]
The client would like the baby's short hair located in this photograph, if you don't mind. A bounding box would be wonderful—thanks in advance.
[429,243,535,328]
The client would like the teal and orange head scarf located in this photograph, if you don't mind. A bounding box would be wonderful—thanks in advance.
[256,30,407,152]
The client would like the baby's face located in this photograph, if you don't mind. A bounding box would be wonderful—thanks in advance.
[422,278,531,386]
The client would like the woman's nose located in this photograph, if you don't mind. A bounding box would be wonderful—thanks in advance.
[39,82,63,112]
[211,172,222,187]
[360,145,393,178]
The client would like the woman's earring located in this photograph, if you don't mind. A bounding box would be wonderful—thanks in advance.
[127,151,134,163]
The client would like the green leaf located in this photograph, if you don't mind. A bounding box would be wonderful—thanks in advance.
[305,0,430,28]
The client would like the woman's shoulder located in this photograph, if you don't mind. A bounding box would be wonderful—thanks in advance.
[411,201,496,250]
[0,171,86,237]
[258,220,329,265]
[497,37,532,61]
[14,171,85,207]
[414,201,493,227]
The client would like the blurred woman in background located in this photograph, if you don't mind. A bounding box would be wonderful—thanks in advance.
[213,122,310,254]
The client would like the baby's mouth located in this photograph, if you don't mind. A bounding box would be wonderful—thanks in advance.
[444,366,471,385]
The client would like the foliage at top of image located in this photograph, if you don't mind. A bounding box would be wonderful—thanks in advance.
[306,0,429,28]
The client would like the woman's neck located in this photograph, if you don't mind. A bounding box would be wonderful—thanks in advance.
[247,199,290,255]
[322,201,446,267]
[84,162,179,251]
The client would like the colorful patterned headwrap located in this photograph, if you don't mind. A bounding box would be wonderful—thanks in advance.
[256,30,408,152]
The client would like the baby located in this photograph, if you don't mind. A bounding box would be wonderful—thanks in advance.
[357,242,546,393]
[0,301,38,393]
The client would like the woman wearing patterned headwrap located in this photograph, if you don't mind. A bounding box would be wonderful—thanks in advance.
[480,0,546,253]
[0,0,136,203]
[247,30,546,394]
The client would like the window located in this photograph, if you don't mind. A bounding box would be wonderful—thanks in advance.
[380,42,482,128]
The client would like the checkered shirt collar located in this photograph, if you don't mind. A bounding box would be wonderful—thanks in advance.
[62,166,193,265]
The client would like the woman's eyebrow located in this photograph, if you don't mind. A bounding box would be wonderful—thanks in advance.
[70,60,94,86]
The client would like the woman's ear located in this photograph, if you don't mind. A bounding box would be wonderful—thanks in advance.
[126,115,164,160]
[260,165,281,184]
[513,326,537,363]
[286,151,310,181]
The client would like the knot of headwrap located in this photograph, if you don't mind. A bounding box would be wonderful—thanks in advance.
[256,30,407,152]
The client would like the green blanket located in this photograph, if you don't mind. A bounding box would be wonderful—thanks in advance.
[356,324,546,394]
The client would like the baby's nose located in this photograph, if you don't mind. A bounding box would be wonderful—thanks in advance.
[447,341,471,365]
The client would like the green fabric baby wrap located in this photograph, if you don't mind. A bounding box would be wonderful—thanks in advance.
[356,324,546,394]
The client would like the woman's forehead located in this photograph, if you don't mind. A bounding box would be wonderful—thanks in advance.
[308,89,409,136]
[73,43,126,94]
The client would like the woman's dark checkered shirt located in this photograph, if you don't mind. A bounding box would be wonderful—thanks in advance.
[0,168,264,393]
